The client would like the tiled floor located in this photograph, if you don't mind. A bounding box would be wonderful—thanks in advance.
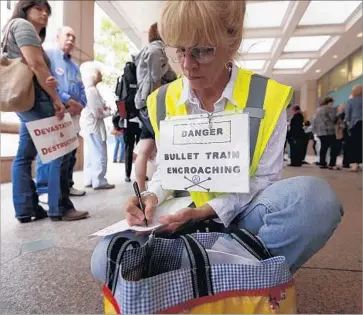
[0,156,362,314]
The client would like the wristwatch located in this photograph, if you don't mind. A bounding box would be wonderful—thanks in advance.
[141,191,158,203]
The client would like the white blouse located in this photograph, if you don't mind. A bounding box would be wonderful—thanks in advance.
[80,86,111,141]
[147,65,288,227]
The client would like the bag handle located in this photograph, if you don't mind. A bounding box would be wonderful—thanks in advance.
[229,228,272,260]
[1,19,16,55]
[180,234,214,298]
[105,234,140,294]
[170,220,272,260]
[143,232,213,298]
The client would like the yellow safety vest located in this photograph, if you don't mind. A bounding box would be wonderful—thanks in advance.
[147,67,293,207]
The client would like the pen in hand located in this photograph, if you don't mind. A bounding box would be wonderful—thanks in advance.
[133,181,148,227]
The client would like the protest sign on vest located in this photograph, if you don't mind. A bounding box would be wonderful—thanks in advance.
[26,113,79,163]
[159,113,250,193]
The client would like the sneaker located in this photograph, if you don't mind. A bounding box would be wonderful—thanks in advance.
[94,183,115,190]
[70,187,86,196]
[39,194,48,204]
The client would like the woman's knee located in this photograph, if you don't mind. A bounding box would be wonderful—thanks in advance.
[287,176,343,232]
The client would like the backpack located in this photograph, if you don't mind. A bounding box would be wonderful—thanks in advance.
[115,61,139,119]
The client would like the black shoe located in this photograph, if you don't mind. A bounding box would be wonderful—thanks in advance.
[302,161,309,164]
[17,217,32,223]
[34,206,48,220]
[125,177,131,183]
[319,165,328,169]
[113,160,117,163]
[50,216,62,222]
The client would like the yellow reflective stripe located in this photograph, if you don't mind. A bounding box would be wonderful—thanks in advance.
[233,68,253,110]
[147,90,159,137]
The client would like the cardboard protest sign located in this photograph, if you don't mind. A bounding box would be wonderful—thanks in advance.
[159,113,250,193]
[26,113,79,163]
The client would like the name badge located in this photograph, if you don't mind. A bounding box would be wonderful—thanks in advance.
[55,67,64,76]
[159,112,250,193]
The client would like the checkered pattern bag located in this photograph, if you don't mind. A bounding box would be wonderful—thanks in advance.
[102,228,296,314]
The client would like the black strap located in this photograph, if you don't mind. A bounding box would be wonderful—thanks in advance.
[229,228,272,260]
[171,221,272,260]
[180,235,213,298]
[105,234,139,293]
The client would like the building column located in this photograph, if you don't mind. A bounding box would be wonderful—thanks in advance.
[300,80,318,120]
[62,0,95,171]
[63,0,95,64]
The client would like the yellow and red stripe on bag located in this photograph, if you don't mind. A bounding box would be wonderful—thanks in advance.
[160,280,296,314]
[103,280,296,314]
[103,285,120,315]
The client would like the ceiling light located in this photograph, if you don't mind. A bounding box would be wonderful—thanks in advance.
[274,59,310,69]
[299,1,362,26]
[316,69,321,73]
[333,55,338,59]
[239,38,275,54]
[245,1,290,28]
[283,36,331,52]
[237,60,266,70]
[357,32,363,38]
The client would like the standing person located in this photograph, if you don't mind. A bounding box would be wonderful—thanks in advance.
[345,85,362,172]
[288,105,305,167]
[312,96,339,169]
[92,0,342,278]
[36,25,87,199]
[79,62,115,190]
[111,112,125,163]
[5,0,88,222]
[302,120,313,162]
[133,22,177,191]
[123,117,142,182]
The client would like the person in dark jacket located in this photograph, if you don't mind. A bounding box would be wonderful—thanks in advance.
[288,105,305,166]
[345,85,362,172]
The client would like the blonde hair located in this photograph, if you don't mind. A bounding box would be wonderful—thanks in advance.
[351,84,362,98]
[80,61,102,87]
[159,1,246,58]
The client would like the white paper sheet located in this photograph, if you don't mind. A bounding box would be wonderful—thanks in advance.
[91,196,192,236]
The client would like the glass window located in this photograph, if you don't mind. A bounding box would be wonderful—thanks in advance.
[350,49,363,80]
[329,59,348,92]
[318,75,330,97]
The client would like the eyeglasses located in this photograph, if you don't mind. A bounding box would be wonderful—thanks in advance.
[164,46,216,64]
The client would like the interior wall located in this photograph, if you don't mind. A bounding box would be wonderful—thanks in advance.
[328,76,363,106]
[300,80,318,120]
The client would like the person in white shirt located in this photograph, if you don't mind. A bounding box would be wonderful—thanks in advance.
[79,62,115,190]
[92,0,343,276]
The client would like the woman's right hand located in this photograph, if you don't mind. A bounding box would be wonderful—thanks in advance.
[125,193,158,226]
[53,101,65,120]
[46,76,59,89]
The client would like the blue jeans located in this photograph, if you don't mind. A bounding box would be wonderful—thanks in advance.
[84,133,108,188]
[36,148,77,193]
[113,134,125,162]
[91,176,343,281]
[12,81,74,218]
